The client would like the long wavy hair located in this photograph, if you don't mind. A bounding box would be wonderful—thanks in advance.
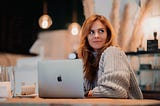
[78,14,116,82]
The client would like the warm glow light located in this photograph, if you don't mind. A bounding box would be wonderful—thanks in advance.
[68,22,81,36]
[39,14,52,29]
[71,27,79,35]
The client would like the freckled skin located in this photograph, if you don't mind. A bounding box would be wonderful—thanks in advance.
[87,20,107,52]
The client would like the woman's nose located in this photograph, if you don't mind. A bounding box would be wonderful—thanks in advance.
[94,32,100,38]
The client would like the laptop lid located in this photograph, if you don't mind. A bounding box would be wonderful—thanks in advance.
[37,59,84,98]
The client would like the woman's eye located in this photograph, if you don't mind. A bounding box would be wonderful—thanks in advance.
[89,31,94,35]
[99,29,104,33]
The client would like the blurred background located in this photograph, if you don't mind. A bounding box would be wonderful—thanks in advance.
[0,0,85,55]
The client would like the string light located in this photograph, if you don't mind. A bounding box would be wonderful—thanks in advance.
[68,22,81,36]
[39,14,52,29]
[38,0,52,29]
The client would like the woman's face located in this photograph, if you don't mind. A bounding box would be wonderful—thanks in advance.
[87,20,107,52]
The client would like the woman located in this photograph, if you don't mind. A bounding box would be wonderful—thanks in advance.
[78,14,143,99]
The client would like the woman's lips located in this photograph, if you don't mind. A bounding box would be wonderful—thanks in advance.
[92,41,102,43]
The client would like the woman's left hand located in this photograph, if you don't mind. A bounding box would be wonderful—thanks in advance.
[88,90,92,97]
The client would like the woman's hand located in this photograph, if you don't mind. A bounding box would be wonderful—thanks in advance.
[88,90,92,97]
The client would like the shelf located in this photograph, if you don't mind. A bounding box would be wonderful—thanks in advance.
[126,51,160,99]
[142,90,160,100]
[142,90,160,93]
[139,69,160,71]
[126,50,160,55]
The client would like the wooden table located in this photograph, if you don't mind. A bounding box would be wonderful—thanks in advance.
[0,97,160,106]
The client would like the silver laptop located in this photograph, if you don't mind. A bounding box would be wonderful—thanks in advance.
[37,59,84,98]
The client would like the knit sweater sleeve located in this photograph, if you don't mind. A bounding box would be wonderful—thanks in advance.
[92,46,131,98]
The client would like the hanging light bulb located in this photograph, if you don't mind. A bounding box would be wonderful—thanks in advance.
[68,1,81,36]
[39,0,52,29]
[39,14,52,29]
[68,22,81,36]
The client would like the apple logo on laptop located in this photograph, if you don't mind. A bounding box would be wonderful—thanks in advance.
[57,75,62,82]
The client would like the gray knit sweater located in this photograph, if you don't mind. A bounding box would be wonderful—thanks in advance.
[84,46,143,99]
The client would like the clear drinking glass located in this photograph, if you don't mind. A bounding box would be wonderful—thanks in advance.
[0,66,15,99]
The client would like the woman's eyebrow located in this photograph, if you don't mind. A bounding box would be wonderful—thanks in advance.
[90,27,105,30]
